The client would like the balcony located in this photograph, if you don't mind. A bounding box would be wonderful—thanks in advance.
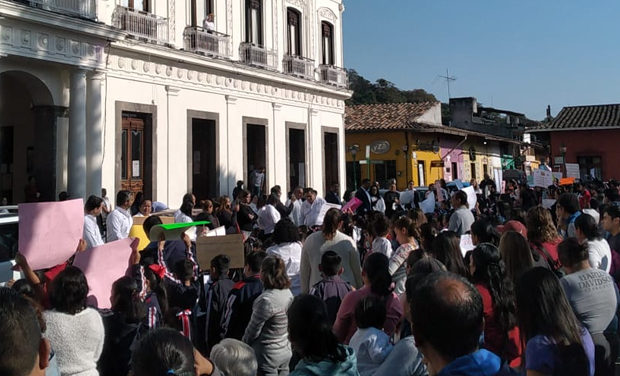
[283,55,315,80]
[239,43,277,70]
[20,0,97,20]
[112,6,168,45]
[319,65,348,88]
[183,27,231,59]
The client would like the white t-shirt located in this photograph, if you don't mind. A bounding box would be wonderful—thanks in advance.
[349,327,394,376]
[106,207,133,242]
[267,242,302,296]
[587,238,612,273]
[258,204,281,234]
[83,214,104,249]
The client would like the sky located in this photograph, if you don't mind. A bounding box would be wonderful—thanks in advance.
[342,0,620,120]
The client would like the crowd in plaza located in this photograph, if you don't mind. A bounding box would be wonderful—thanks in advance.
[4,172,620,376]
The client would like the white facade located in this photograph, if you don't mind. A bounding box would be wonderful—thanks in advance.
[0,0,350,206]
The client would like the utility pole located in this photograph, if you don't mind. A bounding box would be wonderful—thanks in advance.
[439,69,456,99]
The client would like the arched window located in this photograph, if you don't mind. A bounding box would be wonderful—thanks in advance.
[245,0,263,45]
[321,21,334,65]
[287,8,302,56]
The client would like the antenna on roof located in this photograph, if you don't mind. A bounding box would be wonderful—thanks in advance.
[439,69,456,99]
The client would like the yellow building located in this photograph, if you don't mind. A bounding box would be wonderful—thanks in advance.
[345,102,469,190]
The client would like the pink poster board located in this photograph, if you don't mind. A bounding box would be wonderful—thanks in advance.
[73,238,134,309]
[341,197,362,213]
[18,199,84,271]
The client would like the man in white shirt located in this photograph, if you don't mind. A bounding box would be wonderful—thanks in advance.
[106,190,134,242]
[301,188,327,227]
[83,195,105,249]
[287,187,304,226]
[258,197,281,235]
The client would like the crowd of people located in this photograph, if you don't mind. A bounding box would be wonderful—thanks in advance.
[3,175,620,376]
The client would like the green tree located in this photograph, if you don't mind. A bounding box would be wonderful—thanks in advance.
[345,69,438,106]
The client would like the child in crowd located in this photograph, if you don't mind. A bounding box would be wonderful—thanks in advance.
[310,250,353,326]
[371,214,393,259]
[349,296,393,376]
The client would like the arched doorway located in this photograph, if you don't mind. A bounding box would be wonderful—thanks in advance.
[0,71,60,203]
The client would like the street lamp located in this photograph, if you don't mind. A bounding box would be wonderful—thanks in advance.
[559,145,567,177]
[348,144,360,190]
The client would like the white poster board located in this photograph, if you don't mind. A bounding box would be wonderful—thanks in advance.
[565,163,580,179]
[552,172,563,180]
[420,192,436,214]
[542,199,556,209]
[459,234,475,257]
[462,186,477,210]
[493,169,503,193]
[533,169,553,188]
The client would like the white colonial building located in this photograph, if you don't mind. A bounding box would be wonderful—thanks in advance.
[0,0,350,206]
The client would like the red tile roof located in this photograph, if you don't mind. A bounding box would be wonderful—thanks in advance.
[536,104,620,131]
[345,102,438,131]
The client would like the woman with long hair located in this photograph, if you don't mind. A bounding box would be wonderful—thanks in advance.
[469,243,522,367]
[267,218,302,296]
[237,190,257,237]
[369,185,386,213]
[243,256,294,376]
[44,266,105,376]
[575,213,612,272]
[428,230,469,278]
[390,216,421,295]
[526,206,563,269]
[333,253,403,344]
[516,267,594,376]
[216,195,237,233]
[300,208,363,293]
[499,231,537,287]
[288,295,358,375]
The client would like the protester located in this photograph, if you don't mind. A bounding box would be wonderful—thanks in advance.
[310,250,353,325]
[516,267,595,376]
[287,295,359,376]
[222,251,266,340]
[267,219,302,295]
[106,190,133,242]
[300,188,327,227]
[133,199,152,217]
[448,191,475,235]
[349,296,393,376]
[216,195,237,233]
[210,338,258,376]
[499,231,542,287]
[44,266,105,376]
[333,253,403,344]
[469,243,522,367]
[287,187,304,226]
[326,183,343,206]
[526,206,563,269]
[409,271,511,376]
[602,205,620,251]
[428,231,469,278]
[575,213,613,272]
[557,193,582,239]
[243,256,294,376]
[257,194,282,237]
[202,254,234,354]
[369,185,386,213]
[237,190,257,236]
[0,287,51,376]
[470,218,501,246]
[300,208,362,293]
[98,276,146,376]
[83,195,104,249]
[369,214,393,258]
[390,216,421,294]
[355,179,373,215]
[558,238,618,376]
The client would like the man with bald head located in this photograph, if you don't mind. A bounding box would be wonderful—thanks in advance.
[409,272,514,376]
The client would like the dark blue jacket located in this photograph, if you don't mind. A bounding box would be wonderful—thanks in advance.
[221,275,263,340]
[437,349,517,376]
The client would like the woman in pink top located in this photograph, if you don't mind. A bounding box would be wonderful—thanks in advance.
[333,253,403,344]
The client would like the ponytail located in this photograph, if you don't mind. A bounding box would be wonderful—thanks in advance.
[393,216,421,240]
[111,276,146,323]
[364,253,393,296]
[145,268,169,316]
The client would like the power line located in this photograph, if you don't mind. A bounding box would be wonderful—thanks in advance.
[438,69,456,99]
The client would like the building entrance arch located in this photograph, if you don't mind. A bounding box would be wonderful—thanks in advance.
[0,70,60,203]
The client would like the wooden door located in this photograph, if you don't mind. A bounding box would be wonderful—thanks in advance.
[121,117,145,194]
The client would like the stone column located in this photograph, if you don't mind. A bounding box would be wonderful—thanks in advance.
[67,69,87,200]
[86,71,104,198]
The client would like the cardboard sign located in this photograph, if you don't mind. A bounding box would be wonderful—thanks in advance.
[420,192,436,214]
[148,221,209,241]
[542,199,556,209]
[73,238,134,309]
[318,203,341,222]
[206,226,226,237]
[462,186,477,210]
[196,234,245,269]
[559,177,576,186]
[18,199,83,271]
